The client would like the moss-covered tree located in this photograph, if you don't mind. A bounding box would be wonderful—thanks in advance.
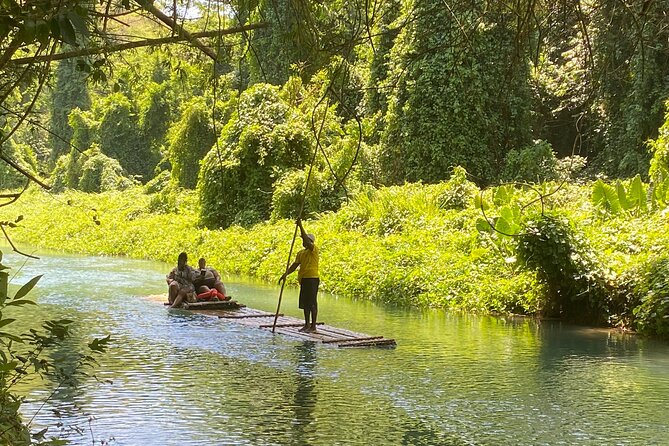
[381,0,534,184]
[95,92,159,182]
[168,97,216,189]
[48,57,91,164]
[198,83,312,228]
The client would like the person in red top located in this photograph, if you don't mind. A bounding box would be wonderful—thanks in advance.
[279,218,320,332]
[194,257,228,301]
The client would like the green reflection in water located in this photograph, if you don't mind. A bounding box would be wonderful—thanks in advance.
[2,247,669,445]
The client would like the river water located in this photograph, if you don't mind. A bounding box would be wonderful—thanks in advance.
[2,249,669,445]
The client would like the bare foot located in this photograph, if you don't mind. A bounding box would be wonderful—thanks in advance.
[307,325,318,333]
[298,325,309,332]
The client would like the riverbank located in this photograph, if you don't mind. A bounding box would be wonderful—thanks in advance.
[1,180,668,334]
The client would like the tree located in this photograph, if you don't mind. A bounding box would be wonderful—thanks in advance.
[168,97,216,189]
[0,0,267,187]
[198,83,312,228]
[381,0,533,184]
[48,56,91,165]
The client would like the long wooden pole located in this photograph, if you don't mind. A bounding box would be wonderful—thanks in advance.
[272,125,323,332]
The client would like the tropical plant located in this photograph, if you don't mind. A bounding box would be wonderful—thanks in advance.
[516,213,613,324]
[591,176,648,216]
[0,251,110,445]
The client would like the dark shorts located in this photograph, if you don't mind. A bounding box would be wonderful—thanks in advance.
[299,278,320,310]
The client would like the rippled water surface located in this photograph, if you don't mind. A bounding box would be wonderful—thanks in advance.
[3,249,669,445]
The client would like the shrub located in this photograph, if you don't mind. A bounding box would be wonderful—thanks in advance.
[79,147,134,193]
[197,83,312,228]
[434,166,479,210]
[516,213,613,324]
[502,140,558,183]
[0,141,38,189]
[629,256,669,337]
[51,145,135,193]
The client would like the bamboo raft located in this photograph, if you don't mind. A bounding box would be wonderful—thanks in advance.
[169,299,396,348]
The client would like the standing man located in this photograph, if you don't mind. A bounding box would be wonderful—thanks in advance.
[279,218,320,332]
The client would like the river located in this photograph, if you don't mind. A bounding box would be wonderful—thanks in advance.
[2,249,669,445]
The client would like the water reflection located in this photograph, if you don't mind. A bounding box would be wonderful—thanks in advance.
[291,342,317,446]
[2,248,669,445]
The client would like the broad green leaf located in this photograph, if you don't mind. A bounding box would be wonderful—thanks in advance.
[13,275,42,300]
[494,216,513,236]
[58,15,77,45]
[474,194,489,211]
[493,185,513,205]
[475,217,492,232]
[35,19,49,44]
[592,179,621,214]
[499,206,517,226]
[616,181,631,210]
[629,175,647,212]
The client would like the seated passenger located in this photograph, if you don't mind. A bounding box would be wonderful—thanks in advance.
[194,257,229,301]
[166,252,197,308]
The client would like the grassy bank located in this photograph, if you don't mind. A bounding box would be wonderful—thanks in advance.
[1,180,668,335]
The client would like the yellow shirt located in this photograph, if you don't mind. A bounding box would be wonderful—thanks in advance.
[295,245,319,280]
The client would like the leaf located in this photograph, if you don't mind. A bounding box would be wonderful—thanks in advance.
[629,175,647,213]
[474,194,489,211]
[494,216,513,236]
[6,299,37,307]
[68,10,89,39]
[0,361,18,371]
[58,15,77,45]
[13,275,42,300]
[0,318,16,329]
[493,185,512,205]
[475,217,491,232]
[499,206,517,226]
[19,18,37,44]
[0,332,23,343]
[616,181,631,210]
[591,179,620,214]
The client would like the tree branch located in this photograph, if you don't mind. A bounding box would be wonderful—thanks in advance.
[8,23,268,65]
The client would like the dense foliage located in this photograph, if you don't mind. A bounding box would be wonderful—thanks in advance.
[3,168,669,336]
[198,83,313,227]
[167,97,216,189]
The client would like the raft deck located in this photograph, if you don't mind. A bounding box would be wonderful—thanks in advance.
[179,300,396,348]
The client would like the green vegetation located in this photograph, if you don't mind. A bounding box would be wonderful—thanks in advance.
[0,253,109,445]
[2,163,669,337]
[1,1,669,344]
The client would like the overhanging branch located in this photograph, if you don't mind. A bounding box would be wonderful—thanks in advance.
[9,23,267,65]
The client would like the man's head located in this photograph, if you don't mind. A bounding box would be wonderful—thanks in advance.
[198,258,206,269]
[303,233,315,248]
[177,252,188,268]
